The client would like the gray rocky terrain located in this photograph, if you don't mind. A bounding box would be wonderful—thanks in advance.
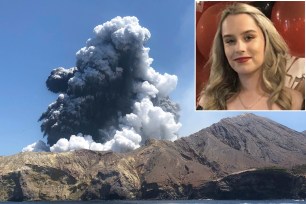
[1,113,306,201]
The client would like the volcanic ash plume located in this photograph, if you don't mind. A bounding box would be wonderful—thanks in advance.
[30,16,181,153]
[22,140,50,152]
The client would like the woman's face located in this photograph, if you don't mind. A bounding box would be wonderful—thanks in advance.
[221,14,265,76]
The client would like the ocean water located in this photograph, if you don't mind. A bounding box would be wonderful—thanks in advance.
[1,200,306,204]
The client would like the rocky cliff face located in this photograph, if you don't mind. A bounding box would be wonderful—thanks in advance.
[1,113,306,201]
[191,168,306,200]
[179,113,306,176]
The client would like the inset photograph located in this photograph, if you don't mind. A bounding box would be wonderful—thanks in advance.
[196,1,305,110]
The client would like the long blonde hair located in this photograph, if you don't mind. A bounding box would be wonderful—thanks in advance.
[200,3,291,110]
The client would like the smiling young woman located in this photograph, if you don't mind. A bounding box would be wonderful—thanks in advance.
[197,3,304,110]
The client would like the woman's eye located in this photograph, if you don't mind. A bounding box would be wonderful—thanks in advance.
[225,39,235,44]
[244,35,254,41]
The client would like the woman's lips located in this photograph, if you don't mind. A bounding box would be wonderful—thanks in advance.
[234,57,251,63]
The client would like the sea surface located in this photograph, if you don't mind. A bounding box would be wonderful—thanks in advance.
[1,200,306,204]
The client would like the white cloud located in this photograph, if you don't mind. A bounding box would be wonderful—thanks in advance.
[22,140,50,152]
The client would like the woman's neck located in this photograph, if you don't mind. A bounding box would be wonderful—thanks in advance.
[238,70,264,95]
[226,70,271,110]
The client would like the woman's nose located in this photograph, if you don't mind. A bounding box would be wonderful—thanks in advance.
[235,40,246,53]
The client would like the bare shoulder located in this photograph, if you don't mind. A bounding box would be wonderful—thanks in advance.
[285,87,304,110]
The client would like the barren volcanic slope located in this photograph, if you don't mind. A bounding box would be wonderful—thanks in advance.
[177,113,306,176]
[1,113,306,201]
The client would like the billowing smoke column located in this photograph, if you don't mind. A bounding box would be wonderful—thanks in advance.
[35,16,181,153]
